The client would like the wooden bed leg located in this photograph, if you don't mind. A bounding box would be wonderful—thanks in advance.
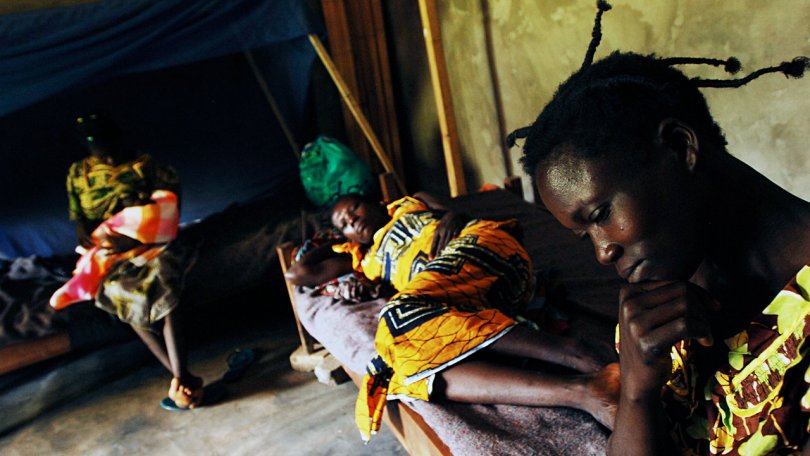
[277,243,319,355]
[277,242,348,384]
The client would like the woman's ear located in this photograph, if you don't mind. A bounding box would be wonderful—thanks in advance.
[657,118,700,172]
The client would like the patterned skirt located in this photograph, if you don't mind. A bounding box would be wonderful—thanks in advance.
[95,234,200,329]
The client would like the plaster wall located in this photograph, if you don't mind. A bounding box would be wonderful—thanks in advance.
[439,0,810,201]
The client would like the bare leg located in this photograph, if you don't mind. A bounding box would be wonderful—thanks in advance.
[132,325,173,372]
[434,360,620,429]
[133,313,202,408]
[488,326,614,373]
[162,312,203,408]
[162,313,191,380]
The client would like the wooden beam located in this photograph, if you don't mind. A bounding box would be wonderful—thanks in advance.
[480,0,513,178]
[345,0,404,177]
[319,0,370,165]
[309,34,406,195]
[320,0,405,183]
[0,332,71,375]
[0,0,96,16]
[418,0,467,197]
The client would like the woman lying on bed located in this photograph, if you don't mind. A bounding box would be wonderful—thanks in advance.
[510,2,810,453]
[286,192,620,441]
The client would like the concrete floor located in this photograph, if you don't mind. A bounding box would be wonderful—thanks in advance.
[0,323,407,456]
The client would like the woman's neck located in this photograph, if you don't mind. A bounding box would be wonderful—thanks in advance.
[695,153,810,315]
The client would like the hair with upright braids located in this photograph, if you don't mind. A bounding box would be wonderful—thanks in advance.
[511,1,809,178]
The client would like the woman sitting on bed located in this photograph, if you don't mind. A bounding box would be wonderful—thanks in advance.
[510,2,810,453]
[286,192,620,441]
[51,113,205,410]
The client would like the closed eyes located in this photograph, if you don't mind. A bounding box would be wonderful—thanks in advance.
[589,204,611,225]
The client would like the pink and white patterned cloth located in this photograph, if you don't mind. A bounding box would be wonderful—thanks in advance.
[50,190,179,310]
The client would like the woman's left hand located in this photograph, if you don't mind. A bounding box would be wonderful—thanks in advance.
[431,211,469,259]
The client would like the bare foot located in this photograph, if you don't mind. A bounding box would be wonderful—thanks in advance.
[584,362,620,430]
[168,376,204,409]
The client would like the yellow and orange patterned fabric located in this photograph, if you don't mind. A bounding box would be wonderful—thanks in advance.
[660,265,810,455]
[341,197,534,441]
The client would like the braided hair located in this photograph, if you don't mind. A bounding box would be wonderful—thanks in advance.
[511,1,809,178]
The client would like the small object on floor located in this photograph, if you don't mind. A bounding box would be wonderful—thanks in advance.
[223,348,256,383]
[160,383,226,411]
[314,353,349,386]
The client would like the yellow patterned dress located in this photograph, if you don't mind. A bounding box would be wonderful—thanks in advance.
[66,153,179,225]
[337,197,534,441]
[640,265,810,455]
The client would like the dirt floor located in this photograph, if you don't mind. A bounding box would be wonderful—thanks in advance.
[0,322,406,456]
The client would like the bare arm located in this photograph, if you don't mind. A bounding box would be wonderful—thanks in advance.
[608,281,717,455]
[284,242,354,287]
[413,191,449,211]
[413,191,470,258]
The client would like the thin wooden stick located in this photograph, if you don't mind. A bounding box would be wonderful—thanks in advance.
[243,49,300,160]
[480,0,512,178]
[308,33,406,195]
[418,0,467,197]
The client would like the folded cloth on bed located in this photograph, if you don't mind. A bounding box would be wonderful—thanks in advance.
[49,190,179,310]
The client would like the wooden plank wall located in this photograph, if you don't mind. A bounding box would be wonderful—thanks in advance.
[319,0,404,187]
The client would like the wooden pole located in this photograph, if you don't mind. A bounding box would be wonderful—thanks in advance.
[480,0,512,178]
[243,49,300,160]
[418,0,466,197]
[308,33,406,195]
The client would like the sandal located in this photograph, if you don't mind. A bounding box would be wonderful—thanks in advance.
[161,382,225,411]
[223,348,256,383]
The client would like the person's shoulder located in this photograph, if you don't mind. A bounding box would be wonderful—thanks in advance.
[388,195,428,215]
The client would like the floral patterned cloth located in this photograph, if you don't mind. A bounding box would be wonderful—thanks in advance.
[663,265,810,455]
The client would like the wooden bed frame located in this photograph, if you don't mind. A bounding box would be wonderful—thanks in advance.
[0,332,71,375]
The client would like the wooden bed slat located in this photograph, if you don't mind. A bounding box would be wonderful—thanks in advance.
[0,332,71,375]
